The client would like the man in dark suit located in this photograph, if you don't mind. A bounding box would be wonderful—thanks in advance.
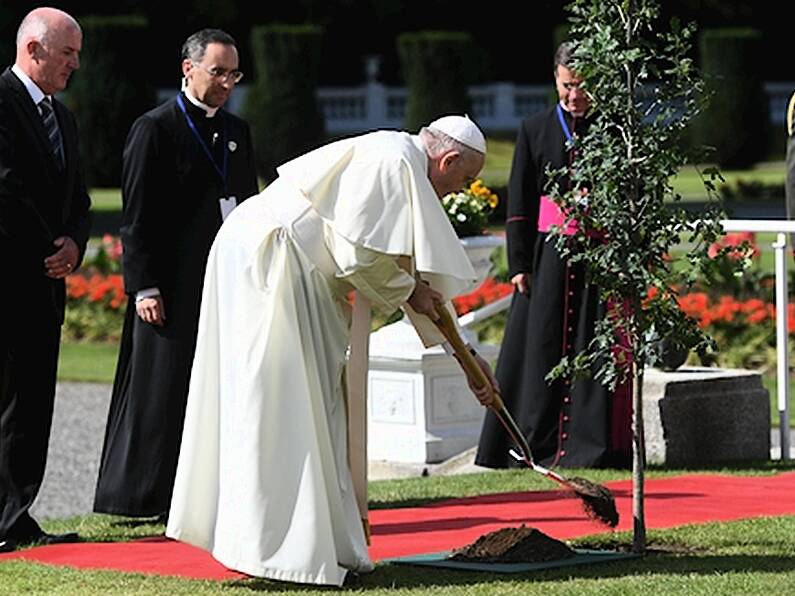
[0,7,91,552]
[93,29,258,519]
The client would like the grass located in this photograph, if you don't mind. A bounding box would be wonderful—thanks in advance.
[477,136,786,202]
[89,188,122,212]
[58,342,119,383]
[5,466,795,594]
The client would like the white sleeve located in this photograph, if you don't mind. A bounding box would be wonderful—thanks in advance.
[327,227,415,313]
[135,287,161,302]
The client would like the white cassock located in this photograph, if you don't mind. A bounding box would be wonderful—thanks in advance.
[165,131,476,586]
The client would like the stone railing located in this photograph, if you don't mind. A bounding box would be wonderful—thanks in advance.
[171,80,794,135]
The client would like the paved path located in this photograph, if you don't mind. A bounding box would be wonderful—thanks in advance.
[31,383,111,521]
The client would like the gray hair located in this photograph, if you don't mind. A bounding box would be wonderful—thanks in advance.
[419,126,483,162]
[16,8,80,48]
[181,28,237,62]
[554,41,573,72]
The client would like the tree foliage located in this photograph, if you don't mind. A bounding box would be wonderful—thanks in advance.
[548,0,742,389]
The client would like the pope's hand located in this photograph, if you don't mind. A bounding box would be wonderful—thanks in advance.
[467,350,500,407]
[407,278,444,321]
[136,295,166,326]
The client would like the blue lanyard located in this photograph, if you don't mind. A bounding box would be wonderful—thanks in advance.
[176,94,228,191]
[556,103,574,145]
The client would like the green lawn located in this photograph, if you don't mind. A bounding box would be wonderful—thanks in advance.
[89,188,122,212]
[58,342,119,383]
[4,464,795,595]
[478,136,786,201]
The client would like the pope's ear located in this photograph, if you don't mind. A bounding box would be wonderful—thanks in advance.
[439,151,461,172]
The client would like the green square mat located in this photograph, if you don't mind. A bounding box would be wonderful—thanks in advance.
[386,549,639,573]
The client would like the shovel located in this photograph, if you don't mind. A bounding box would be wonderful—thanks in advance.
[432,303,619,527]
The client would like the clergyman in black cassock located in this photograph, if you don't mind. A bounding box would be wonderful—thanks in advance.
[0,8,90,552]
[475,44,632,470]
[93,29,258,517]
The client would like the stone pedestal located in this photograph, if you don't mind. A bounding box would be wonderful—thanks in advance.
[367,318,497,463]
[643,367,770,465]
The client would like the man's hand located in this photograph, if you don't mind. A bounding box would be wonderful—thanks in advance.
[466,350,500,407]
[511,272,530,295]
[136,295,167,326]
[44,236,79,279]
[407,278,444,320]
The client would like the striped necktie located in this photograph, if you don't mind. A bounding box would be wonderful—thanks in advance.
[39,97,65,169]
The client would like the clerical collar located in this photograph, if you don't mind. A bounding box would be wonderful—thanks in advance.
[183,89,219,118]
[559,101,585,119]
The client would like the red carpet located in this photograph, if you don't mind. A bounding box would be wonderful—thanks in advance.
[3,472,795,580]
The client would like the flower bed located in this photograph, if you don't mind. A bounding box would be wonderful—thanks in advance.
[63,235,126,342]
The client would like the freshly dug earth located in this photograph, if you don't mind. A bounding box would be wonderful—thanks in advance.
[449,525,576,563]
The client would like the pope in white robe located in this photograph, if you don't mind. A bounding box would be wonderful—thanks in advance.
[165,116,495,586]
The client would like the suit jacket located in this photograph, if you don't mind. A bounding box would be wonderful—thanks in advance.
[0,67,91,324]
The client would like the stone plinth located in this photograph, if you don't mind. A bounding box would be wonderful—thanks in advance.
[643,367,770,465]
[367,318,497,463]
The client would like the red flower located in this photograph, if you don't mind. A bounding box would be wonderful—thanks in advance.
[452,277,513,315]
[708,232,758,261]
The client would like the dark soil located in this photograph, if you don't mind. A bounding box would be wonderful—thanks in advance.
[566,476,619,527]
[449,525,576,563]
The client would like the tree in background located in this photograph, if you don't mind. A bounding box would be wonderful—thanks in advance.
[67,15,156,187]
[243,24,325,183]
[548,0,744,553]
[397,31,477,131]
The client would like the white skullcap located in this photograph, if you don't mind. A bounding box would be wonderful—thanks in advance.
[427,114,487,154]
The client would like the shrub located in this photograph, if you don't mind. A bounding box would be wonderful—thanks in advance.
[397,31,476,131]
[243,24,325,183]
[695,28,768,169]
[67,15,156,187]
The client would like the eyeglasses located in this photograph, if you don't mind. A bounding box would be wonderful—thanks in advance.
[192,62,244,84]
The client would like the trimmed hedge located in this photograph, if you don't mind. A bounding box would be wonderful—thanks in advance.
[243,24,325,183]
[695,28,768,169]
[397,31,475,131]
[67,15,156,187]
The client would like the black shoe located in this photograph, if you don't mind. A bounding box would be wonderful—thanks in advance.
[0,538,18,553]
[32,531,80,546]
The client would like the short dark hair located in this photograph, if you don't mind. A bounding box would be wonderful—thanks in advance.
[554,41,573,72]
[181,28,237,62]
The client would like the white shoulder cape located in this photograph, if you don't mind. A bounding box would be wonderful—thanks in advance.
[276,130,476,298]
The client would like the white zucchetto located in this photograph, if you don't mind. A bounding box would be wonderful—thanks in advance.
[427,114,487,154]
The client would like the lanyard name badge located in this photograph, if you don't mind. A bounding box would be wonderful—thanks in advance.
[556,103,574,146]
[176,95,237,221]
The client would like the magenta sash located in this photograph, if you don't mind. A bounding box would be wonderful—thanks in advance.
[537,195,579,235]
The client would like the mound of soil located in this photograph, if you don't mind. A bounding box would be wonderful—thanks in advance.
[449,525,576,563]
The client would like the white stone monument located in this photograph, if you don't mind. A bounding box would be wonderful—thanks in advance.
[367,235,504,464]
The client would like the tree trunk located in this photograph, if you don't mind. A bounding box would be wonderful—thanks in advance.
[632,351,646,554]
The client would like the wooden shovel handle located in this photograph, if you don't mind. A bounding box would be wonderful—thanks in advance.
[432,304,503,410]
[432,303,539,466]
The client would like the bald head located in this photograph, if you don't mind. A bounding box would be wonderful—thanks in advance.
[15,7,82,95]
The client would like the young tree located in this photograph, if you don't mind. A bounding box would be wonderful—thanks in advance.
[547,0,741,552]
